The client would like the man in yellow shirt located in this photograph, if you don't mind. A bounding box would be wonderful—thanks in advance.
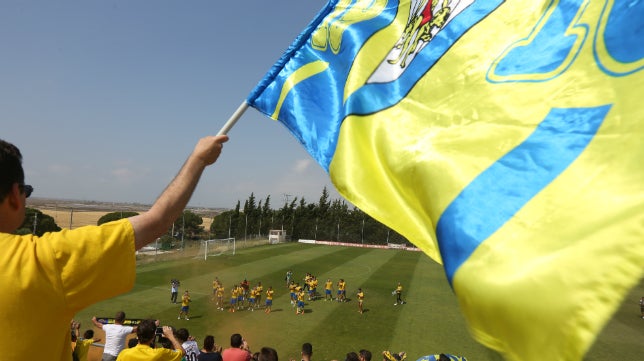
[216,284,225,311]
[179,290,192,320]
[357,288,365,314]
[324,278,334,301]
[296,288,306,315]
[72,322,101,361]
[394,282,405,305]
[0,136,227,361]
[116,319,185,361]
[337,279,347,302]
[264,286,274,314]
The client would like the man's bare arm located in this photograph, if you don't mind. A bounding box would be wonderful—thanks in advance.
[129,135,228,250]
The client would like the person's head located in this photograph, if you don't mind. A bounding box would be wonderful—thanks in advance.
[258,347,278,361]
[301,343,313,358]
[437,355,450,361]
[0,139,31,233]
[0,140,24,200]
[359,350,372,361]
[345,352,359,361]
[230,333,243,348]
[175,328,190,343]
[128,338,139,348]
[114,311,126,324]
[257,347,277,361]
[135,319,157,345]
[83,330,94,339]
[203,335,215,352]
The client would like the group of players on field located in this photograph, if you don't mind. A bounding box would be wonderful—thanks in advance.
[287,272,358,314]
[201,272,403,316]
[211,278,276,314]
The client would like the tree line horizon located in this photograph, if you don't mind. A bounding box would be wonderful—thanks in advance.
[17,187,411,248]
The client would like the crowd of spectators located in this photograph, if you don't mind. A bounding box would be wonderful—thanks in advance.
[70,316,468,361]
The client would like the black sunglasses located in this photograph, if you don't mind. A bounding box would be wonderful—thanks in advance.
[19,184,34,198]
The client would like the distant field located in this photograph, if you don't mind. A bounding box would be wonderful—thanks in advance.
[36,205,215,231]
[73,243,644,361]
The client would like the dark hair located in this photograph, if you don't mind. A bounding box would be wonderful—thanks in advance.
[258,347,278,361]
[176,328,189,343]
[230,333,243,348]
[128,338,139,348]
[359,350,372,361]
[0,139,24,201]
[203,335,215,352]
[438,355,450,361]
[136,319,157,344]
[114,311,126,323]
[346,352,359,361]
[83,330,94,339]
[301,343,313,356]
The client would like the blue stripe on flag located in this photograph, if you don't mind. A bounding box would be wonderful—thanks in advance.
[436,105,611,284]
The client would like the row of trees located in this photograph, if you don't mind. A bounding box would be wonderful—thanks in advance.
[210,187,411,246]
[17,187,412,247]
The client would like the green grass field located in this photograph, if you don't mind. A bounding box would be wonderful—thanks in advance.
[74,243,643,361]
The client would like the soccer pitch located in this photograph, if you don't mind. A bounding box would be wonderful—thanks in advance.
[74,243,643,361]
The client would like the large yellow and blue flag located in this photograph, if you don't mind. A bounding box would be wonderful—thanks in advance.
[247,1,644,360]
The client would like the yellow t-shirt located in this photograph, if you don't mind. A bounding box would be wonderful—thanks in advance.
[73,338,95,361]
[325,281,333,290]
[266,289,274,300]
[181,294,191,307]
[116,343,183,361]
[0,219,136,361]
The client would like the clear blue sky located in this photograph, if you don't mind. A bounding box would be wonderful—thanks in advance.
[0,0,342,209]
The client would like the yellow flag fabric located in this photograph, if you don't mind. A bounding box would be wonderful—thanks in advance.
[248,1,644,360]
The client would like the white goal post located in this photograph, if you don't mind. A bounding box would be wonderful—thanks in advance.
[200,238,236,260]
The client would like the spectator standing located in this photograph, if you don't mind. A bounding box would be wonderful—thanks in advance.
[116,319,185,361]
[359,350,372,361]
[301,343,313,361]
[0,135,228,361]
[258,347,278,361]
[73,323,101,361]
[198,335,223,361]
[222,333,252,361]
[346,352,359,361]
[92,312,136,361]
[176,328,200,360]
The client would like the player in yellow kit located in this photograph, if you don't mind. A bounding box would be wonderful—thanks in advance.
[255,282,263,309]
[216,284,225,310]
[265,286,274,314]
[296,288,306,315]
[357,288,365,314]
[230,285,238,312]
[324,278,334,301]
[337,279,346,302]
[178,290,191,320]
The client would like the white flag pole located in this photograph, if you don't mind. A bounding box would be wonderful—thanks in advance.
[217,101,249,135]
